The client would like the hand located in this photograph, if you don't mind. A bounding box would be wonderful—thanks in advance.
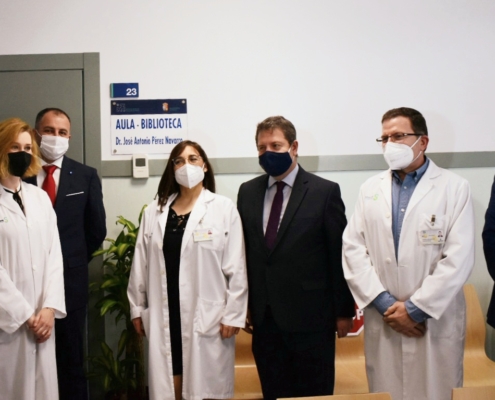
[383,301,426,338]
[132,317,146,337]
[336,317,354,338]
[30,308,55,343]
[242,309,253,334]
[26,314,36,330]
[220,324,240,339]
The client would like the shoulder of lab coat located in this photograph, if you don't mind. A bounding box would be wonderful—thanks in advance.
[0,183,65,334]
[206,191,248,328]
[409,161,475,319]
[127,197,165,320]
[342,169,391,308]
[23,183,66,318]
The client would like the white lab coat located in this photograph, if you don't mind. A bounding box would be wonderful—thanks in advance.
[128,189,248,400]
[342,160,474,400]
[0,182,66,400]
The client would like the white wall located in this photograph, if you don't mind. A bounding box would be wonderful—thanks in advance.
[103,165,495,358]
[1,1,495,159]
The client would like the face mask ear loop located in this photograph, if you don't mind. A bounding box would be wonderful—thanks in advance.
[410,135,422,149]
[409,136,423,164]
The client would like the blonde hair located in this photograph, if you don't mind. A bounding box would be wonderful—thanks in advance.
[0,118,41,179]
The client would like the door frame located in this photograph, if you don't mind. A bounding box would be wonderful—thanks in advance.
[0,52,101,174]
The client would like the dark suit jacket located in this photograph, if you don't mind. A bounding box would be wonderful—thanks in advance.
[25,156,106,311]
[483,175,495,328]
[237,166,355,332]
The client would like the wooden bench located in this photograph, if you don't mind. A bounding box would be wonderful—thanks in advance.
[462,284,495,387]
[280,393,391,400]
[452,385,495,399]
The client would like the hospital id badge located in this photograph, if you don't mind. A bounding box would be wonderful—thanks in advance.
[419,229,445,245]
[193,228,213,242]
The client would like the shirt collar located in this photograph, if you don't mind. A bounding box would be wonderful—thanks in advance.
[1,183,21,193]
[392,157,430,183]
[40,155,64,169]
[268,164,299,188]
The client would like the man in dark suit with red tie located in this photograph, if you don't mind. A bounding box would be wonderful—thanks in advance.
[26,108,106,400]
[237,116,355,400]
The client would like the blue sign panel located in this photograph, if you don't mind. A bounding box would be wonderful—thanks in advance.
[110,83,139,98]
[111,99,186,115]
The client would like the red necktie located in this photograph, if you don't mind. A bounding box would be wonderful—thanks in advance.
[265,181,286,249]
[42,165,57,206]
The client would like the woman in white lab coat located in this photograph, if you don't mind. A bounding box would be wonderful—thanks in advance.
[128,140,248,400]
[0,118,66,400]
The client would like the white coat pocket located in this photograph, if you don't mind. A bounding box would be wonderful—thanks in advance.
[194,297,225,337]
[196,228,225,252]
[418,213,446,230]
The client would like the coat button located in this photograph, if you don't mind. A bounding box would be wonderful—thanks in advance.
[385,258,391,264]
[32,264,37,271]
[386,213,391,218]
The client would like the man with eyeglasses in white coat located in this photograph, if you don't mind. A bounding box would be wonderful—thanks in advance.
[342,107,475,400]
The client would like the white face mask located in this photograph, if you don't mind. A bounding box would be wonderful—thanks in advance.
[174,164,205,189]
[38,133,69,161]
[383,136,422,170]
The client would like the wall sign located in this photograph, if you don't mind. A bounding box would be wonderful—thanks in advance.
[110,83,139,98]
[111,99,187,155]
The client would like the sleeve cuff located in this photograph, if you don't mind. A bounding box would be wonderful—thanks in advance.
[372,291,397,315]
[405,299,431,322]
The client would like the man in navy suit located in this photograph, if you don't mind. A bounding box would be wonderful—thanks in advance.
[26,108,106,400]
[237,116,355,400]
[483,176,495,328]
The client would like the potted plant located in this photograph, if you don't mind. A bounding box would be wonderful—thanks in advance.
[88,206,147,400]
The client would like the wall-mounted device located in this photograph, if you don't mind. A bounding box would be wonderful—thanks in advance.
[132,154,149,178]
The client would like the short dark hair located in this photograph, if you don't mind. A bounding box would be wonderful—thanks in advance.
[381,107,428,136]
[156,140,215,210]
[255,116,297,145]
[35,108,71,129]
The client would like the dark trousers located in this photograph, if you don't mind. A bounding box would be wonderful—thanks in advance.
[252,308,336,400]
[55,306,88,400]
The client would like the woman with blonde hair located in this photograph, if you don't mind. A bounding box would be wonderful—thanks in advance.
[0,118,66,400]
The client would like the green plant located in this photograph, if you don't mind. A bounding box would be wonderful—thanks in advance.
[88,206,147,399]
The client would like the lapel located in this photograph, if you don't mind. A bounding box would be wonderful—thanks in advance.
[156,190,212,257]
[378,170,392,211]
[157,192,178,241]
[55,157,72,210]
[181,189,211,256]
[403,160,439,220]
[0,185,25,219]
[253,175,270,252]
[270,166,308,253]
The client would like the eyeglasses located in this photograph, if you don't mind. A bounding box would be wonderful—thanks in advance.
[376,133,423,143]
[172,155,203,167]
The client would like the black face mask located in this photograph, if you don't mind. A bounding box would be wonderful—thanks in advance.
[8,152,32,177]
[258,149,293,177]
